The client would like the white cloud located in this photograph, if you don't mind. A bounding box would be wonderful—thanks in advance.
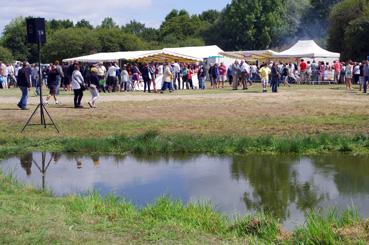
[0,0,153,32]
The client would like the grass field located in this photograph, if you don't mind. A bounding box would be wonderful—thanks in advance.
[0,84,368,139]
[1,84,369,244]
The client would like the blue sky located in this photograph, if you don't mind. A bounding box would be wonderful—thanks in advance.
[0,0,231,33]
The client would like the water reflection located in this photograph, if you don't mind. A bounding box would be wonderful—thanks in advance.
[1,152,369,229]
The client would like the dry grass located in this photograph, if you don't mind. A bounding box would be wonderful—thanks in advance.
[0,85,368,138]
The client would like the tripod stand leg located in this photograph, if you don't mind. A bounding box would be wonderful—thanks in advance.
[42,105,60,133]
[21,104,41,133]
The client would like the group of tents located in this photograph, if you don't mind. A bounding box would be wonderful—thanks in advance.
[63,40,340,65]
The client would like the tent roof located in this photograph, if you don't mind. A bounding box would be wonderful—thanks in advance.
[62,45,224,63]
[134,50,202,63]
[62,50,159,63]
[220,50,279,61]
[274,40,340,59]
[163,45,224,59]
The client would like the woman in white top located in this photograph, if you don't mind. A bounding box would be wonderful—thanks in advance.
[160,63,173,93]
[71,63,84,108]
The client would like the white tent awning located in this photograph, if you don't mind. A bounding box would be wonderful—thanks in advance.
[273,40,340,59]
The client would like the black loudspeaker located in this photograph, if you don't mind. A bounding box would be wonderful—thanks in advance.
[26,18,46,44]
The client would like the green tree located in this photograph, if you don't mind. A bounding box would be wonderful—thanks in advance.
[159,9,208,46]
[75,19,93,29]
[99,17,118,29]
[0,46,14,63]
[327,0,369,60]
[95,28,147,52]
[42,28,101,62]
[206,0,286,50]
[344,16,369,60]
[199,9,220,24]
[1,17,29,61]
[47,19,74,31]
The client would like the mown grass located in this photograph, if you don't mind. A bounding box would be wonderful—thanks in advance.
[1,131,369,158]
[1,173,368,244]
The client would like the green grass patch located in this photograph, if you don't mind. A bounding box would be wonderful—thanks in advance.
[1,172,368,244]
[1,131,369,158]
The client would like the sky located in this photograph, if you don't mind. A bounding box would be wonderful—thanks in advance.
[0,0,231,33]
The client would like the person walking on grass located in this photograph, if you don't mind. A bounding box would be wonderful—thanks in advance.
[363,60,369,94]
[198,64,206,90]
[271,62,280,93]
[259,64,271,93]
[71,63,84,108]
[161,63,173,93]
[87,67,99,108]
[44,64,62,105]
[218,62,227,88]
[345,61,353,91]
[141,63,151,93]
[16,61,31,110]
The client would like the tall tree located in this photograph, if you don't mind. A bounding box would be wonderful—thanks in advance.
[0,46,13,63]
[99,17,118,29]
[1,17,29,61]
[327,0,369,60]
[42,28,101,62]
[75,19,93,29]
[206,0,287,50]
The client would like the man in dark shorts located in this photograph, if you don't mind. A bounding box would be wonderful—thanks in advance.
[17,62,31,110]
[44,64,61,105]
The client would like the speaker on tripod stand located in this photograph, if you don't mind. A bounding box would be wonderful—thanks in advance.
[21,18,59,133]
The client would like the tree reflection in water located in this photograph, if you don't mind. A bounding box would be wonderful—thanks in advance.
[231,155,324,221]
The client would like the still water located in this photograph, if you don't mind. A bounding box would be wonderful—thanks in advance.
[1,152,369,229]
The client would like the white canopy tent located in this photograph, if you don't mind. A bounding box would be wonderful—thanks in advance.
[163,45,224,59]
[273,40,340,59]
[62,50,158,63]
[62,45,224,63]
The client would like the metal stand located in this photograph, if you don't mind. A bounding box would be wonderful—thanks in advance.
[21,30,59,133]
[32,152,53,190]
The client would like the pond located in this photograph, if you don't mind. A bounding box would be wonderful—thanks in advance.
[1,152,369,229]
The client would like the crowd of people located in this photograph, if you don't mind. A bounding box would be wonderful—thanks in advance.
[1,58,368,110]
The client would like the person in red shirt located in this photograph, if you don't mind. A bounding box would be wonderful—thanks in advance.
[218,62,227,88]
[299,59,307,84]
[333,60,341,84]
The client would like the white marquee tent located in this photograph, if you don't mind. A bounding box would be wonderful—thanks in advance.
[273,40,340,59]
[62,45,224,63]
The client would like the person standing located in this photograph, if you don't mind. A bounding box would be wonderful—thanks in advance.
[44,64,61,105]
[96,62,106,93]
[210,63,219,89]
[353,62,361,88]
[120,65,130,91]
[197,64,206,90]
[141,63,151,93]
[363,60,369,94]
[299,59,307,84]
[105,63,118,93]
[271,62,280,93]
[87,67,99,108]
[16,62,31,110]
[149,62,157,92]
[259,64,271,93]
[218,62,227,88]
[172,61,181,90]
[0,61,8,89]
[55,60,64,95]
[71,63,85,108]
[161,63,173,93]
[345,61,353,91]
[240,61,250,90]
[333,60,341,84]
[231,61,241,90]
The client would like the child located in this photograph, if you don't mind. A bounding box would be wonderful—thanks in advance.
[259,64,271,93]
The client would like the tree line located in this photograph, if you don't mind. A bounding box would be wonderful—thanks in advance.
[0,0,368,64]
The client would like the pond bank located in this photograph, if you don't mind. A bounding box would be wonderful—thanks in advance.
[1,131,369,157]
[1,173,368,244]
